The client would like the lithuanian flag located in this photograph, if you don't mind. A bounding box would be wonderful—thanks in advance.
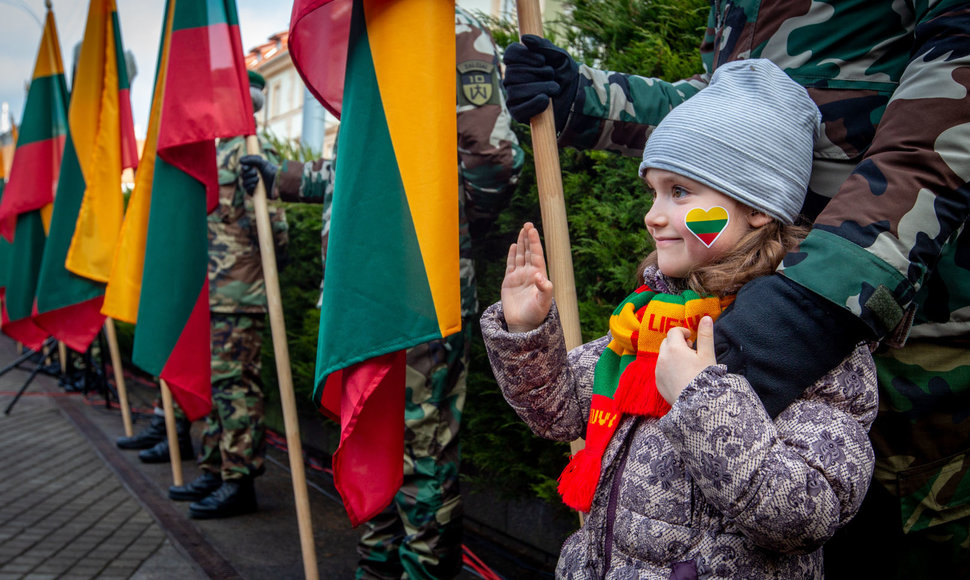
[0,5,68,351]
[122,0,254,421]
[34,0,138,352]
[290,0,458,526]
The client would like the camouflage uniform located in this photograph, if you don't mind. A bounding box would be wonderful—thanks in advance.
[203,135,288,482]
[554,1,970,576]
[274,7,523,577]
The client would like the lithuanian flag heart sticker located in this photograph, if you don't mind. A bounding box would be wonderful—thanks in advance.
[685,207,729,248]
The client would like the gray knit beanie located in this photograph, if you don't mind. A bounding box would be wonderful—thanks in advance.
[639,59,820,224]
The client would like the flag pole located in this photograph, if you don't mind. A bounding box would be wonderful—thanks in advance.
[514,4,584,405]
[160,378,184,485]
[104,318,133,436]
[57,341,67,374]
[245,135,319,580]
[515,0,586,524]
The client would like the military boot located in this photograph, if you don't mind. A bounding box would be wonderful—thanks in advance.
[188,477,257,519]
[116,415,167,450]
[138,419,193,463]
[168,470,222,501]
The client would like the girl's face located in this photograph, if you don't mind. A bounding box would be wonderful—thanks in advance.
[643,168,772,278]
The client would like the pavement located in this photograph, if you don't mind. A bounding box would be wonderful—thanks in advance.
[0,336,561,579]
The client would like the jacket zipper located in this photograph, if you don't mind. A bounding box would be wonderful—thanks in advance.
[602,426,633,576]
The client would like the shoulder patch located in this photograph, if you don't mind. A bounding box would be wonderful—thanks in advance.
[458,60,496,106]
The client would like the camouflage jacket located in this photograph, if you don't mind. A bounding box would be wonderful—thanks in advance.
[559,0,970,344]
[480,267,877,578]
[209,136,289,314]
[557,0,970,531]
[275,5,524,318]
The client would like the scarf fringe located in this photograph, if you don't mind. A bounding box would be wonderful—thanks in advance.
[557,448,600,513]
[614,352,671,418]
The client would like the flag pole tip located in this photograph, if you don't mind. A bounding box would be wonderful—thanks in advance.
[45,0,52,10]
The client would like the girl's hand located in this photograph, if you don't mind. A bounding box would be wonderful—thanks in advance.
[501,222,554,333]
[656,316,717,404]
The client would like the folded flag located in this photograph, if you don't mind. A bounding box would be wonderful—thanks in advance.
[34,0,138,352]
[290,0,459,526]
[0,5,68,351]
[128,0,255,421]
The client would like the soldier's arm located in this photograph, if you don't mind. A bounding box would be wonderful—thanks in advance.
[555,7,715,157]
[456,9,525,238]
[273,157,335,205]
[781,1,970,338]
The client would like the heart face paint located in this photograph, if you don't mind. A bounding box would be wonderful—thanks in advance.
[685,206,730,248]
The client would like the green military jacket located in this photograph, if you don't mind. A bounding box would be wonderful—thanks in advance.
[208,136,289,314]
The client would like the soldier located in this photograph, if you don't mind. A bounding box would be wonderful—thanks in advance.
[240,6,524,577]
[502,2,970,577]
[167,70,289,519]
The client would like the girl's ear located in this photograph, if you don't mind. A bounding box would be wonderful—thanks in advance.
[746,210,773,229]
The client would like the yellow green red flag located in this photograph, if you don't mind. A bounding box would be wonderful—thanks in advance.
[33,0,138,352]
[290,0,458,526]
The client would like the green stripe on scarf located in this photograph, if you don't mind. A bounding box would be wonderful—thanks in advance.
[557,285,733,512]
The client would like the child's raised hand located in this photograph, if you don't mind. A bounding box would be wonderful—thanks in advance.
[501,222,554,333]
[656,316,717,404]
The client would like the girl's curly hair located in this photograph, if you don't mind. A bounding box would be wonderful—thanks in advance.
[637,217,810,297]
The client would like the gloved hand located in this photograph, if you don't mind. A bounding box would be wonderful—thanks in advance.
[239,155,278,195]
[714,274,872,418]
[503,34,579,132]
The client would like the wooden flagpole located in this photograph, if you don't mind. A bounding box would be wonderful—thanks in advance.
[104,319,133,437]
[515,0,586,524]
[514,2,584,420]
[58,341,67,374]
[245,135,319,580]
[159,378,183,485]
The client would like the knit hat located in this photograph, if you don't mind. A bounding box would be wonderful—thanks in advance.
[639,59,820,224]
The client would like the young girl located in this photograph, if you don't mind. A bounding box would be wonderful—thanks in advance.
[481,60,878,579]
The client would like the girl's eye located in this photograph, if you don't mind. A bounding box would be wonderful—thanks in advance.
[671,185,690,199]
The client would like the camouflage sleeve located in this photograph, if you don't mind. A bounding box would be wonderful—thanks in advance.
[270,202,288,250]
[273,157,335,205]
[556,7,716,157]
[455,7,524,237]
[780,2,970,338]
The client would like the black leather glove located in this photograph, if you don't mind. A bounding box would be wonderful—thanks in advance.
[503,34,579,132]
[714,274,872,418]
[239,154,278,195]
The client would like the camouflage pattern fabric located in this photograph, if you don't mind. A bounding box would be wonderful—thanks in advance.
[210,135,289,314]
[552,0,970,567]
[275,7,523,577]
[200,136,285,480]
[356,327,470,580]
[199,313,266,481]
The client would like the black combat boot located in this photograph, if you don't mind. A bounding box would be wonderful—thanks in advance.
[116,415,167,450]
[168,470,222,501]
[138,419,193,463]
[188,477,257,519]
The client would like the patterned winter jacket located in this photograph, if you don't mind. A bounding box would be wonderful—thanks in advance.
[559,0,970,342]
[481,270,878,579]
[273,5,524,318]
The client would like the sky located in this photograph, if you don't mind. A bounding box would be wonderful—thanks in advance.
[0,0,493,139]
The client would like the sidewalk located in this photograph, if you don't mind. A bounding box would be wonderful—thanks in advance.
[0,333,363,579]
[0,335,549,579]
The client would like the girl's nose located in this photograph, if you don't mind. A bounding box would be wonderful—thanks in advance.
[644,205,665,228]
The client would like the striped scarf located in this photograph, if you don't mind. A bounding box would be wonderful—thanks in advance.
[557,285,734,512]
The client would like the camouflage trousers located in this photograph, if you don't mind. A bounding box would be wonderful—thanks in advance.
[356,326,470,580]
[199,313,266,481]
[825,339,970,578]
